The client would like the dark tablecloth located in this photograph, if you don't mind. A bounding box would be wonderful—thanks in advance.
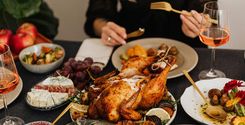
[0,40,244,125]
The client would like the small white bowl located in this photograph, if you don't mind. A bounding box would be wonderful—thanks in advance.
[19,43,65,74]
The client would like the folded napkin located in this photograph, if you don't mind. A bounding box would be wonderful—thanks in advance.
[75,38,113,67]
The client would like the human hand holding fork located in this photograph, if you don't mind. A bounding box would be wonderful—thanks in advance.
[150,2,217,38]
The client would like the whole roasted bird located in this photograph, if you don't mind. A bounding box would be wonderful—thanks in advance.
[88,55,176,122]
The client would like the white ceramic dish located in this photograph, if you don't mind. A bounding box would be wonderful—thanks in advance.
[0,77,23,109]
[180,78,244,125]
[69,92,177,125]
[112,38,198,79]
[19,43,65,73]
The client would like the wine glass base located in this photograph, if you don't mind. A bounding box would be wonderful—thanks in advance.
[0,116,24,125]
[198,69,226,80]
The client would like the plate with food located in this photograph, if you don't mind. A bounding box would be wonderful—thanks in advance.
[25,76,76,111]
[68,53,177,125]
[112,38,198,79]
[181,78,245,125]
[69,92,177,125]
[0,76,23,109]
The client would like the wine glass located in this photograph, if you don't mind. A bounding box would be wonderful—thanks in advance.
[0,43,24,125]
[198,1,230,79]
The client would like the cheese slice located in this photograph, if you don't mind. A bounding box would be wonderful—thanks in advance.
[40,76,74,87]
[51,92,69,105]
[41,76,60,86]
[27,92,39,107]
[39,94,47,107]
[27,89,55,108]
[46,94,55,107]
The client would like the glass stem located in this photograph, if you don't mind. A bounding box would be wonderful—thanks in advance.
[2,94,10,120]
[209,47,216,74]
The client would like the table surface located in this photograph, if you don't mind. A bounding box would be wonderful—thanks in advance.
[0,40,244,125]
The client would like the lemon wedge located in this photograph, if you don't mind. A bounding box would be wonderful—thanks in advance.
[145,108,170,121]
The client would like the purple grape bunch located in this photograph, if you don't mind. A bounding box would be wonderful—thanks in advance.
[55,57,102,90]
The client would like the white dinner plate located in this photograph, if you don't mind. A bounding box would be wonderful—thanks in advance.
[112,38,198,79]
[180,78,245,125]
[0,77,23,109]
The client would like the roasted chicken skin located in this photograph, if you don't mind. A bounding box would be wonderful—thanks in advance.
[88,56,176,122]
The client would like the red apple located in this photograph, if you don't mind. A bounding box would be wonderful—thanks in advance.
[17,23,38,39]
[11,33,34,54]
[0,29,12,45]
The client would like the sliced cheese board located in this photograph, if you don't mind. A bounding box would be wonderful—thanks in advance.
[25,76,76,111]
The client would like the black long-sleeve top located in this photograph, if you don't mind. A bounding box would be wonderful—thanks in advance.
[85,0,206,48]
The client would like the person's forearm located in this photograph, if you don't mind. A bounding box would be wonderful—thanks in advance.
[93,18,108,37]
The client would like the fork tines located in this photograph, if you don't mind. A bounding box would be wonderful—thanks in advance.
[150,2,169,11]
